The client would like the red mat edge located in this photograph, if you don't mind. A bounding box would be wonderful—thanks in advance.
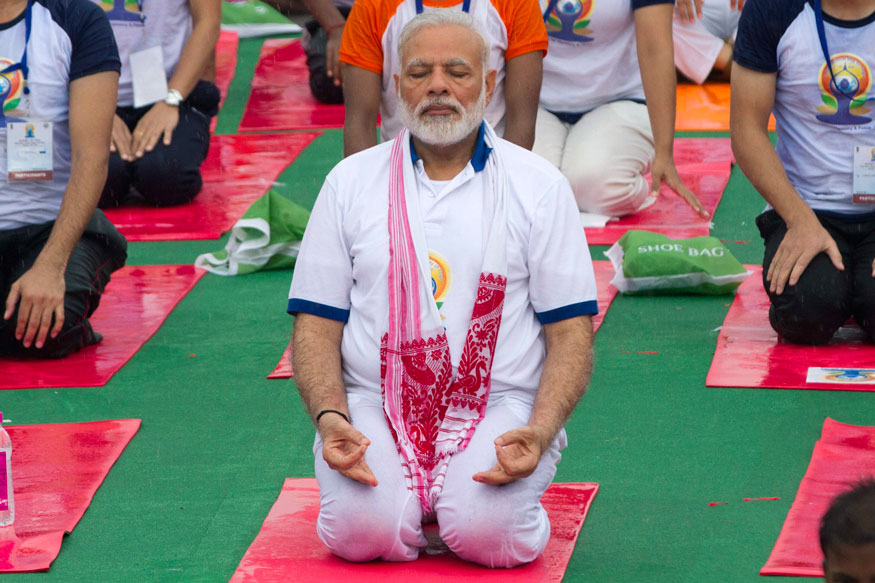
[0,418,142,573]
[706,265,875,392]
[233,478,599,581]
[1,267,207,390]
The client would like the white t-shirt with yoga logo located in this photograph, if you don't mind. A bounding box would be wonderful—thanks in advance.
[0,0,120,230]
[538,0,672,114]
[288,126,598,403]
[92,0,192,107]
[735,0,875,215]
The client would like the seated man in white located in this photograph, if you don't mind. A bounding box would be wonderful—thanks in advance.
[287,10,597,566]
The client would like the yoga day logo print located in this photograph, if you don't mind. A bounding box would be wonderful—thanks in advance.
[822,368,875,382]
[0,57,25,129]
[544,0,594,43]
[99,0,143,23]
[816,53,875,125]
[429,250,452,310]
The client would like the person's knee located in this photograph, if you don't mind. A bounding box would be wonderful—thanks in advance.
[437,487,549,567]
[135,147,203,206]
[564,150,648,215]
[317,488,419,562]
[770,289,850,345]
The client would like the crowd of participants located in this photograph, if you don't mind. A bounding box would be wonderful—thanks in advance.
[0,0,874,578]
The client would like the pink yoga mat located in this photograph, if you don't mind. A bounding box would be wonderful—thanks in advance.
[0,419,141,572]
[102,133,319,241]
[230,478,598,583]
[211,30,239,132]
[583,138,733,245]
[760,418,875,577]
[0,265,204,389]
[267,260,619,379]
[707,266,875,391]
[239,39,347,132]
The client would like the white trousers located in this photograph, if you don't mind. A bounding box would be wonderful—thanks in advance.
[673,2,740,84]
[533,101,655,217]
[314,392,563,567]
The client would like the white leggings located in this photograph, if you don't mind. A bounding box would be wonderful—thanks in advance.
[533,101,655,217]
[314,392,563,567]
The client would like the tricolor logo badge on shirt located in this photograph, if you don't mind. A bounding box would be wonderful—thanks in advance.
[544,0,594,43]
[816,53,874,126]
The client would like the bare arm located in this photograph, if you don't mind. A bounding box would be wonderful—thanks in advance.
[501,51,542,151]
[4,71,119,349]
[730,63,843,293]
[302,0,347,84]
[474,315,593,485]
[635,4,708,217]
[292,313,377,486]
[342,65,382,157]
[130,0,221,157]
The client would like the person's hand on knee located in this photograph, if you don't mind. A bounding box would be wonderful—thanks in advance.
[730,0,745,11]
[768,219,844,295]
[320,415,378,487]
[651,151,710,219]
[472,425,550,486]
[131,102,180,159]
[110,114,134,162]
[3,265,65,350]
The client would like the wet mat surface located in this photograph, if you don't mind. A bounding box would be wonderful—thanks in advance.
[0,266,204,389]
[0,419,140,572]
[229,478,598,583]
[102,133,319,241]
[707,266,875,391]
[239,39,346,132]
[584,138,733,245]
[760,418,875,577]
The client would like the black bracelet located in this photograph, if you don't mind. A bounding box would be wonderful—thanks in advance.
[316,409,350,425]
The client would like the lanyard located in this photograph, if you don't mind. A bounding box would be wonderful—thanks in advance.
[0,1,32,96]
[812,0,853,98]
[415,0,471,15]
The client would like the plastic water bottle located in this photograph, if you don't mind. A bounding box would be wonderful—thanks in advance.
[0,412,13,526]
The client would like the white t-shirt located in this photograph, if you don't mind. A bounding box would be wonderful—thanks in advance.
[539,0,672,114]
[93,0,192,107]
[0,0,120,230]
[735,0,875,215]
[288,125,597,403]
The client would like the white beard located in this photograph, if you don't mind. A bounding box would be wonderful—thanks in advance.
[398,83,487,147]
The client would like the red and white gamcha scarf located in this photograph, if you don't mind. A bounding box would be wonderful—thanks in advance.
[381,122,508,517]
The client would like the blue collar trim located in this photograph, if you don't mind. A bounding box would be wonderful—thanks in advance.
[409,122,492,172]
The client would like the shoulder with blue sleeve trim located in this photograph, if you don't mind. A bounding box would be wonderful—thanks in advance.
[288,299,351,323]
[733,0,807,74]
[631,0,673,9]
[536,300,599,325]
[36,0,121,80]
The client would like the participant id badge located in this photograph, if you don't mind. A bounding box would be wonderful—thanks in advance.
[853,145,875,203]
[130,45,168,108]
[6,121,53,182]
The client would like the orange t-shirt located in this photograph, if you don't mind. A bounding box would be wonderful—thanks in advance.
[339,0,548,140]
